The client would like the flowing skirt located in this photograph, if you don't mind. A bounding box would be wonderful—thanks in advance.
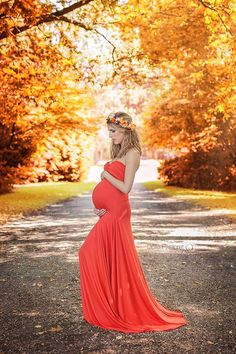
[78,185,187,333]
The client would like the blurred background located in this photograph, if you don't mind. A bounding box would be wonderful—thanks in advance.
[0,0,235,222]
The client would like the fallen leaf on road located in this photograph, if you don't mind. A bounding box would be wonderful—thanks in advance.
[48,325,63,332]
[32,282,43,287]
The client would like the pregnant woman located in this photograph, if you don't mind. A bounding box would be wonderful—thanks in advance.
[78,112,187,333]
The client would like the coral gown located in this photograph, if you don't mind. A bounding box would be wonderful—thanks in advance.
[78,160,187,333]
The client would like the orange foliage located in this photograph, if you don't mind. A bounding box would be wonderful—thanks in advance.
[17,129,86,183]
[0,19,97,193]
[1,0,235,193]
[128,0,236,190]
[159,116,236,191]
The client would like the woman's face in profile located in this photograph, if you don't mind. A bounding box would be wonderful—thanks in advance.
[108,124,125,145]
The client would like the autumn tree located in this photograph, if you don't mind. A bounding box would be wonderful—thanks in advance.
[0,0,108,193]
[2,0,235,192]
[120,0,236,190]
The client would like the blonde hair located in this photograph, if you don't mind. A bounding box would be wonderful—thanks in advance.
[106,111,142,159]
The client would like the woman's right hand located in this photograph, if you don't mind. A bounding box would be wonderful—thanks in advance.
[93,207,107,217]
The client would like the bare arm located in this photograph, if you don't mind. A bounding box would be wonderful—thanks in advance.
[103,150,140,194]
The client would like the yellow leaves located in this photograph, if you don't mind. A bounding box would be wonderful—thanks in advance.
[217,103,225,113]
[189,71,204,83]
[32,85,44,91]
[28,67,36,75]
[2,68,16,76]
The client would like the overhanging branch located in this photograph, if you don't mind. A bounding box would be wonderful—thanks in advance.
[198,0,234,37]
[55,16,117,65]
[0,0,95,41]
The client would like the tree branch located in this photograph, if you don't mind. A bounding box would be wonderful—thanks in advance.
[55,15,91,31]
[0,0,95,41]
[8,122,16,147]
[57,16,118,69]
[198,0,234,37]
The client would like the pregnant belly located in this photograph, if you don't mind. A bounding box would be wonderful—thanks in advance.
[92,179,128,210]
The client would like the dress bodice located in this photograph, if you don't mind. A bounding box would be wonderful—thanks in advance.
[104,161,126,181]
[92,160,127,211]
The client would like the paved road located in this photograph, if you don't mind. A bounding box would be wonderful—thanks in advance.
[0,182,235,353]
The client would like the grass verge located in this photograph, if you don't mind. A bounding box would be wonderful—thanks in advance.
[0,181,96,225]
[143,180,236,218]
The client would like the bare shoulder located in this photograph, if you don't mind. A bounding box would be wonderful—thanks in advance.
[126,148,140,159]
[125,148,140,169]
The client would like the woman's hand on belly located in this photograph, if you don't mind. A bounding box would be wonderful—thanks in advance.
[93,207,107,217]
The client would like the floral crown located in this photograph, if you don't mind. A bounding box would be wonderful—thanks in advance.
[106,113,136,131]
